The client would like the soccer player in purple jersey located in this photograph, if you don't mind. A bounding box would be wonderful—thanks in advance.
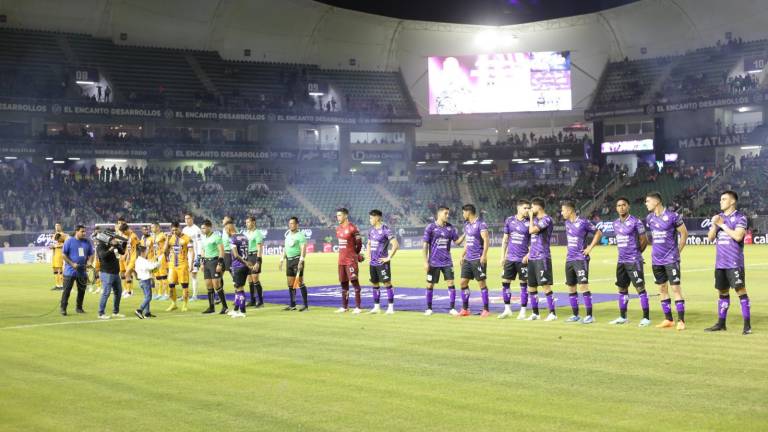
[459,204,490,317]
[705,191,752,334]
[603,197,651,327]
[561,200,602,324]
[367,209,399,315]
[226,222,253,318]
[499,199,531,320]
[645,191,688,330]
[422,206,463,316]
[527,197,557,321]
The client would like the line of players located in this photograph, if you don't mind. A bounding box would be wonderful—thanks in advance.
[327,191,751,334]
[50,189,751,333]
[60,214,270,318]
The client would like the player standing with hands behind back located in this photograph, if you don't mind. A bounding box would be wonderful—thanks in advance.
[334,208,364,314]
[366,209,398,314]
[279,217,309,311]
[644,192,688,331]
[459,204,490,317]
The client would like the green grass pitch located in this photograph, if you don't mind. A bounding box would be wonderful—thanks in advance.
[0,245,766,431]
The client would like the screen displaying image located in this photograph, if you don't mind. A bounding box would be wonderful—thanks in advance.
[601,139,655,154]
[427,51,572,115]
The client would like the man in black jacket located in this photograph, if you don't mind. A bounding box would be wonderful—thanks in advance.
[97,236,126,319]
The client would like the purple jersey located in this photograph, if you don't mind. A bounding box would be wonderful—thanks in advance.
[529,215,553,260]
[565,217,596,261]
[715,210,748,269]
[613,215,646,264]
[463,219,488,261]
[368,224,395,266]
[646,210,684,265]
[503,216,530,262]
[229,233,249,270]
[423,222,459,267]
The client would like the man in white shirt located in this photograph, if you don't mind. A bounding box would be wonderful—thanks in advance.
[182,213,203,301]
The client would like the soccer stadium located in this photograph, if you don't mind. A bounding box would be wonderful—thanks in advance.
[1,0,767,430]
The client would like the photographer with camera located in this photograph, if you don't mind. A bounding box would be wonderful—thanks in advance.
[96,230,127,320]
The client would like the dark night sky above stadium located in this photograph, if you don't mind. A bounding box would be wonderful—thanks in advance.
[316,0,640,25]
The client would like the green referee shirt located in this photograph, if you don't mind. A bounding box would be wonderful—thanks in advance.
[221,229,231,252]
[245,229,264,253]
[284,230,306,259]
[201,232,223,258]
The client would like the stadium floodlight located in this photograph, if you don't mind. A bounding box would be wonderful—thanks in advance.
[68,157,80,161]
[517,160,529,164]
[104,158,127,163]
[475,29,516,50]
[349,168,357,173]
[75,80,96,85]
[53,160,65,164]
[437,160,450,164]
[462,160,478,165]
[360,161,382,165]
[529,158,540,161]
[44,157,53,160]
[737,107,751,112]
[558,159,570,162]
[534,160,546,163]
[480,159,493,165]
[416,161,426,165]
[4,156,17,160]
[740,145,761,150]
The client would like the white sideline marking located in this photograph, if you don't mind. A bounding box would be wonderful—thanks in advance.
[0,312,193,331]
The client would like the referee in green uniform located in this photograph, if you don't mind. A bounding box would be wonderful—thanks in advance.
[279,216,308,311]
[244,216,265,307]
[218,215,233,304]
[200,220,227,314]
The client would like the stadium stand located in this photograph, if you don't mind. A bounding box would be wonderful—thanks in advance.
[591,37,768,111]
[0,27,419,117]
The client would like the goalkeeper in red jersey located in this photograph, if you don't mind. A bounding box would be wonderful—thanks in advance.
[334,208,365,314]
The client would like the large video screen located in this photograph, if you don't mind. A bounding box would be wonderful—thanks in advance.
[601,139,654,154]
[427,51,572,115]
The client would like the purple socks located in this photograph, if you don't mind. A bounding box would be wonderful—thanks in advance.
[502,283,511,304]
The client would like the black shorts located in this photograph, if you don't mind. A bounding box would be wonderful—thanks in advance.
[426,266,454,284]
[247,253,262,274]
[369,263,392,284]
[565,260,589,286]
[652,262,681,285]
[616,262,646,290]
[714,268,745,290]
[461,259,487,281]
[232,266,249,287]
[286,257,304,278]
[202,259,221,280]
[222,253,232,272]
[502,260,527,281]
[527,259,553,288]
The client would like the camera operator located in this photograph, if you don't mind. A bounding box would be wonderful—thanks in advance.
[97,232,127,320]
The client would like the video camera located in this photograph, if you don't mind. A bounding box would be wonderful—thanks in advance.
[92,229,128,245]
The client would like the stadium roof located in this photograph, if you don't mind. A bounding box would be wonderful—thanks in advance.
[316,0,640,26]
[1,0,766,130]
